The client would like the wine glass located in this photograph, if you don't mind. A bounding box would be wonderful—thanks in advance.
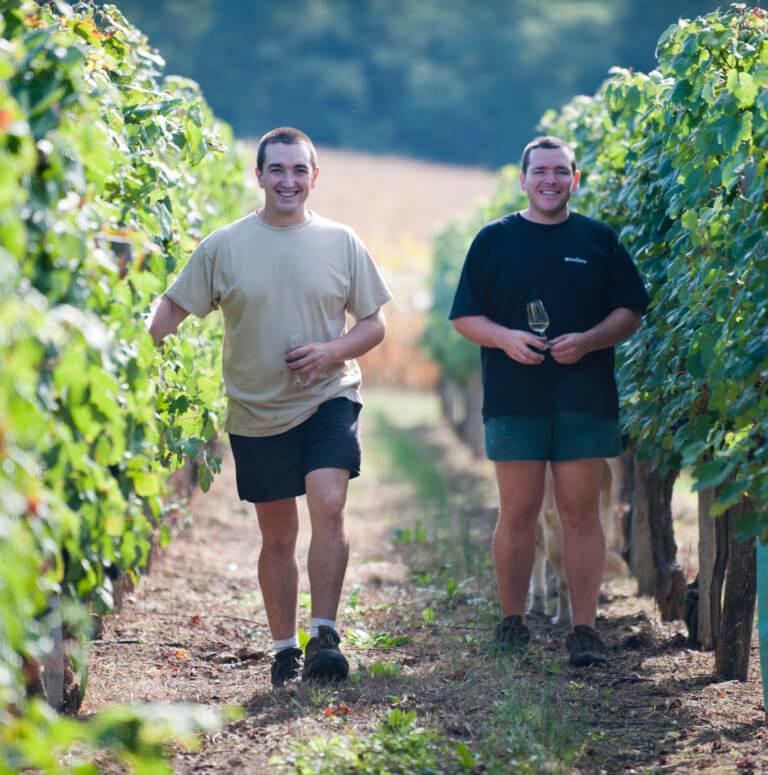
[526,299,550,348]
[287,333,304,387]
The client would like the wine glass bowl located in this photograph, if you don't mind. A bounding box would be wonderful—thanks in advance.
[287,333,304,386]
[526,299,550,348]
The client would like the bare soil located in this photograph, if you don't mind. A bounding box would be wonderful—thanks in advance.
[81,391,767,774]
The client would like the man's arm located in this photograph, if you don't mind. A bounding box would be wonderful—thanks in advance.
[286,307,386,387]
[452,315,547,366]
[549,307,642,365]
[147,295,190,344]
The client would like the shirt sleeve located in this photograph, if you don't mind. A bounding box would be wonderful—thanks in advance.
[449,228,490,319]
[164,236,219,318]
[606,236,649,314]
[345,231,393,320]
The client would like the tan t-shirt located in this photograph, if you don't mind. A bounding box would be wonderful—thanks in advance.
[166,212,392,436]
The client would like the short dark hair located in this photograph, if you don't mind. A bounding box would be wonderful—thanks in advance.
[520,136,577,174]
[256,127,318,171]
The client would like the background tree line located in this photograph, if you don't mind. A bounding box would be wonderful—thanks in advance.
[98,0,723,167]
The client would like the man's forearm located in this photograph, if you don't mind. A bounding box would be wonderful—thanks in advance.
[326,308,386,361]
[147,295,190,344]
[452,315,510,348]
[583,307,642,351]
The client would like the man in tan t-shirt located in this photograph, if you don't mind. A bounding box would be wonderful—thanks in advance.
[148,127,392,688]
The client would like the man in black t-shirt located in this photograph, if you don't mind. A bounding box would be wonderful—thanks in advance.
[450,136,648,667]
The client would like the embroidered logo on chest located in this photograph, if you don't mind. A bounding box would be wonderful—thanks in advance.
[564,256,588,265]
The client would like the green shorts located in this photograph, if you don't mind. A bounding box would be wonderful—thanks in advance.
[484,412,622,462]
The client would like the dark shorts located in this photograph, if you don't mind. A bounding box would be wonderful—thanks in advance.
[229,398,362,503]
[484,411,622,462]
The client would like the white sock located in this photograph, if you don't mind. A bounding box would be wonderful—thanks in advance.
[310,618,336,638]
[273,635,299,654]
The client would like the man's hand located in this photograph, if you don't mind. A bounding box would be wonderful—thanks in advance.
[549,332,592,365]
[286,309,386,388]
[285,341,334,388]
[497,329,548,365]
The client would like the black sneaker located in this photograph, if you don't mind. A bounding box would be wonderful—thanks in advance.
[271,647,302,688]
[493,614,531,652]
[302,626,349,682]
[566,625,608,667]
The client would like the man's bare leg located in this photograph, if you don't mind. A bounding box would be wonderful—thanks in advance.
[305,467,351,621]
[493,460,547,618]
[255,498,300,640]
[551,458,606,628]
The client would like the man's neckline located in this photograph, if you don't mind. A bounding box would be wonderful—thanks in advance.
[514,211,573,227]
[253,210,315,230]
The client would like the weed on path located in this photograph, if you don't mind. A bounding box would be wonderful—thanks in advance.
[82,390,767,773]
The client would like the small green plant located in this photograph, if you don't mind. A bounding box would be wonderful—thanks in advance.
[346,584,363,610]
[309,686,336,709]
[422,606,435,624]
[272,708,471,774]
[391,522,427,544]
[345,628,410,649]
[411,569,434,586]
[455,742,478,769]
[369,660,402,679]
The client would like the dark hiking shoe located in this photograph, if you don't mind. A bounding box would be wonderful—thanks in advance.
[271,647,302,688]
[302,626,349,682]
[566,625,608,667]
[493,615,531,653]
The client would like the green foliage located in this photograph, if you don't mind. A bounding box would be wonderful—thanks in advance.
[0,701,237,775]
[1,0,246,768]
[427,3,768,537]
[272,708,471,774]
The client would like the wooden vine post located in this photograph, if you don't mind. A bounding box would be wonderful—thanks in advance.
[697,488,717,649]
[713,497,757,681]
[629,456,654,596]
[630,459,686,620]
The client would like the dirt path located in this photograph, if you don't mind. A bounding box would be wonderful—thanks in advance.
[82,390,767,773]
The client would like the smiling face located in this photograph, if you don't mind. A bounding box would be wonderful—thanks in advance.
[520,146,580,224]
[255,141,319,226]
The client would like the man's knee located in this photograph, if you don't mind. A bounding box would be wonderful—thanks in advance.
[556,499,601,532]
[308,486,347,526]
[307,469,349,523]
[553,479,601,532]
[256,503,299,553]
[260,523,298,554]
[551,459,605,531]
[497,502,540,533]
[494,460,546,530]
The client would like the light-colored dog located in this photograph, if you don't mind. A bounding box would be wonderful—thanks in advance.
[528,458,628,627]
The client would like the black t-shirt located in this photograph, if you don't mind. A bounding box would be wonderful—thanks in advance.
[449,212,649,420]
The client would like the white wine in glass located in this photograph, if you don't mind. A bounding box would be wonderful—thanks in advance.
[287,333,304,387]
[526,299,550,346]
